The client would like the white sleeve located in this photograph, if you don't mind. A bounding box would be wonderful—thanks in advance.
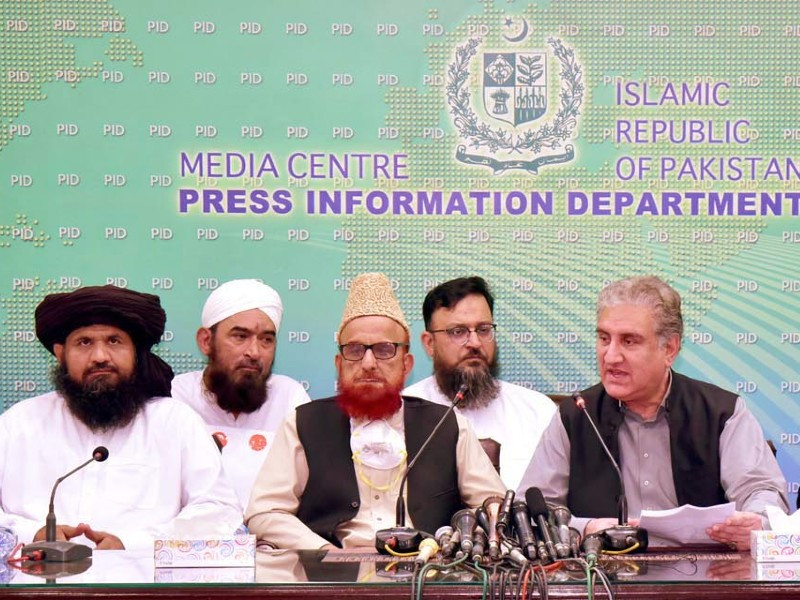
[0,414,44,543]
[146,408,243,545]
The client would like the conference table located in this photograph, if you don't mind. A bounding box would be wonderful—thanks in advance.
[3,547,800,599]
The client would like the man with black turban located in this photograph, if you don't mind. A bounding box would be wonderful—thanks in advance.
[0,285,242,550]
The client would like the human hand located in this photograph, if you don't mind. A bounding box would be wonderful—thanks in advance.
[81,523,125,549]
[706,511,762,551]
[584,517,639,536]
[706,557,754,581]
[33,523,88,542]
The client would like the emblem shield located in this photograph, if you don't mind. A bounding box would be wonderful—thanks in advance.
[483,52,547,127]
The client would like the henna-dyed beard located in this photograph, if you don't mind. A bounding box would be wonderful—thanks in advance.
[53,363,150,432]
[336,380,403,420]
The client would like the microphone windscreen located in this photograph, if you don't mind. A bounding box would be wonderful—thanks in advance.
[525,487,549,518]
[572,391,586,410]
[93,446,110,462]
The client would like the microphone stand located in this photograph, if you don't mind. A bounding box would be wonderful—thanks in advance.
[572,392,648,553]
[22,447,110,562]
[375,384,468,554]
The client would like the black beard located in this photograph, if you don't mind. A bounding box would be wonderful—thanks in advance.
[204,361,270,415]
[433,352,501,409]
[53,364,150,432]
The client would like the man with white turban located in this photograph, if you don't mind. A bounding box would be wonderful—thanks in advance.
[171,279,310,507]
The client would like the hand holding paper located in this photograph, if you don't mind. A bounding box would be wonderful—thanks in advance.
[706,511,763,550]
[638,503,735,546]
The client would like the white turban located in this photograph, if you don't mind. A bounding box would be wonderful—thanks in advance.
[201,279,283,331]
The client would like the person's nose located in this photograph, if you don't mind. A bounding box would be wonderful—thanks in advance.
[604,339,623,364]
[463,329,482,349]
[242,336,260,359]
[89,343,111,364]
[360,347,378,369]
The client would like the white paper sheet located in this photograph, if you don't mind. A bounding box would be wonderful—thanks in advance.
[638,502,736,545]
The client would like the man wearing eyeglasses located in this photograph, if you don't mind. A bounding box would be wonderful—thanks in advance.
[404,277,556,489]
[245,273,505,549]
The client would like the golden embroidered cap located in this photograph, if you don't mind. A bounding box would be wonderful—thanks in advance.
[339,273,409,337]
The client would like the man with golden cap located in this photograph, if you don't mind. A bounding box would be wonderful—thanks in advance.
[0,285,242,551]
[171,279,310,507]
[245,273,506,549]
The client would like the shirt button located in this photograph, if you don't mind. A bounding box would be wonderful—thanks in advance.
[374,495,380,500]
[643,452,649,458]
[643,480,650,486]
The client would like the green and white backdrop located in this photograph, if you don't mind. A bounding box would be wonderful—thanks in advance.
[2,0,800,504]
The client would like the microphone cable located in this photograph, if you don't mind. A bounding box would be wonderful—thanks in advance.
[4,542,45,567]
[584,558,615,600]
[414,553,483,600]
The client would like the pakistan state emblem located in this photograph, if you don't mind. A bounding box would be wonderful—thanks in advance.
[483,52,547,126]
[447,20,583,174]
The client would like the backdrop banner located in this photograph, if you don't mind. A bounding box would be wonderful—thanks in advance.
[1,0,799,504]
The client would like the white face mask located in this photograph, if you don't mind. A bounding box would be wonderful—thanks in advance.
[351,419,407,471]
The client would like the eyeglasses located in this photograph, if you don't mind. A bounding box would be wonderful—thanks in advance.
[339,342,409,361]
[428,324,497,346]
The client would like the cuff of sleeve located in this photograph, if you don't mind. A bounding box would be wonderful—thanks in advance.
[248,516,331,550]
[288,530,332,550]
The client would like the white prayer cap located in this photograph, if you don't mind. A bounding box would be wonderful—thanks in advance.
[201,279,283,331]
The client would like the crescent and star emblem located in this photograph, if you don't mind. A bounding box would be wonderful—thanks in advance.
[503,16,529,43]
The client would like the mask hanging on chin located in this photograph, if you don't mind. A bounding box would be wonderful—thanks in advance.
[350,419,407,470]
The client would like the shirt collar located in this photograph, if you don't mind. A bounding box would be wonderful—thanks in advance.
[662,369,673,412]
[618,369,673,420]
[349,400,405,430]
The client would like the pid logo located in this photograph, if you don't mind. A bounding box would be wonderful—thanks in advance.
[288,278,309,291]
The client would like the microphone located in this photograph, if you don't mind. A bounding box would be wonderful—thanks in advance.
[510,500,537,559]
[571,392,648,553]
[415,537,440,564]
[532,522,549,562]
[496,489,515,535]
[500,539,528,567]
[435,525,456,558]
[582,533,604,565]
[449,529,461,558]
[474,505,490,534]
[471,527,487,562]
[549,504,572,558]
[451,508,477,555]
[482,496,503,559]
[375,384,468,554]
[22,446,110,562]
[525,487,558,562]
[568,527,582,558]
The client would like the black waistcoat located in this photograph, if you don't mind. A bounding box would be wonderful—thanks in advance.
[295,396,462,547]
[562,371,736,517]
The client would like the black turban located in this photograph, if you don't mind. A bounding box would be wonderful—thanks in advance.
[35,285,174,397]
